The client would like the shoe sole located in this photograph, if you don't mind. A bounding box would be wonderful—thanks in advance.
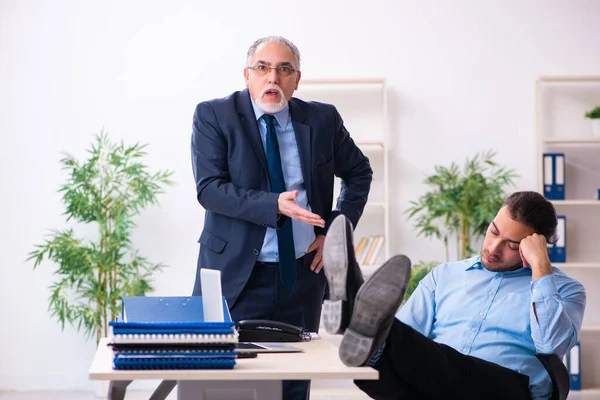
[339,254,411,366]
[322,216,351,334]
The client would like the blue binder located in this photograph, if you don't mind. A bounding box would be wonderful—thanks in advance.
[542,153,566,200]
[120,296,232,323]
[567,342,581,390]
[543,153,554,199]
[554,154,565,200]
[546,243,555,263]
[110,296,236,337]
[551,216,567,263]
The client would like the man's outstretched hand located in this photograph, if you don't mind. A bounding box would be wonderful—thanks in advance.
[278,190,325,228]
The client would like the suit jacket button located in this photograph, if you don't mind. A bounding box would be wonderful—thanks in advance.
[253,249,259,255]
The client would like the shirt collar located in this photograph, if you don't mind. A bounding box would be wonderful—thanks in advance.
[465,255,531,276]
[465,255,483,271]
[250,98,290,129]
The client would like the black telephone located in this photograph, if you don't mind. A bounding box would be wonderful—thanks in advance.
[237,319,310,342]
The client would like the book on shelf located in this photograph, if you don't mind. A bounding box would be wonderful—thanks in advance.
[363,236,380,265]
[355,237,368,258]
[355,235,385,266]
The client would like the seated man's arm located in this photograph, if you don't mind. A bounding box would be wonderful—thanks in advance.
[529,274,586,356]
[396,266,438,337]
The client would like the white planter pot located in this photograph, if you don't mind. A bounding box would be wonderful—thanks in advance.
[593,119,600,138]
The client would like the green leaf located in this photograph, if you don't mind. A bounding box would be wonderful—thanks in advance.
[585,106,600,119]
[403,261,438,302]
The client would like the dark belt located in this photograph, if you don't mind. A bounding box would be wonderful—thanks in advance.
[256,254,308,266]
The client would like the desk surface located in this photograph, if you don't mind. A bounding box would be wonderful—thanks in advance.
[89,338,378,381]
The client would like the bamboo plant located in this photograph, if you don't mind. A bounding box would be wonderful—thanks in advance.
[28,133,174,344]
[406,150,517,262]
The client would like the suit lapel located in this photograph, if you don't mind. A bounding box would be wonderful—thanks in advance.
[237,89,268,175]
[289,98,313,204]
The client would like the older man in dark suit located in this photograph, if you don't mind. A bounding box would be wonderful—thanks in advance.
[190,35,372,400]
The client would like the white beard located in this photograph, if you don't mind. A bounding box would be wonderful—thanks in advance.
[255,84,287,114]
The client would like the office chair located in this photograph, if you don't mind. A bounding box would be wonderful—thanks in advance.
[536,353,570,400]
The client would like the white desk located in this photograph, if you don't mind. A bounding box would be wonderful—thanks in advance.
[89,338,378,400]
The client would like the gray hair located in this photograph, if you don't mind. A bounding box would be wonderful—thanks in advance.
[246,36,301,71]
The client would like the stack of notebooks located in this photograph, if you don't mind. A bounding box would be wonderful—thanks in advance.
[108,296,238,370]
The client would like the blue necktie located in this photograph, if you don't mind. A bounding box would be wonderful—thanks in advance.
[263,114,296,290]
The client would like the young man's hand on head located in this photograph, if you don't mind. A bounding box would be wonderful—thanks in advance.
[519,233,553,281]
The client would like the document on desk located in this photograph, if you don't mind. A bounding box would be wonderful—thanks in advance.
[236,342,304,353]
[200,268,225,322]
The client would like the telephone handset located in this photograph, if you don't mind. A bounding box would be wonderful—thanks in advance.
[237,319,310,342]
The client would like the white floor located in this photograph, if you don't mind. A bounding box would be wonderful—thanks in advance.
[1,388,600,400]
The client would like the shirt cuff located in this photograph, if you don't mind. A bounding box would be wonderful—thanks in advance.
[530,274,559,301]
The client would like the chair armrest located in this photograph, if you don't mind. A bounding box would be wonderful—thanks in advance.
[535,353,570,400]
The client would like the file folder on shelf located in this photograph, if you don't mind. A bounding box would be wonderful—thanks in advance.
[542,153,565,200]
[567,342,581,390]
[554,154,565,200]
[546,243,555,263]
[549,215,566,263]
[543,154,554,199]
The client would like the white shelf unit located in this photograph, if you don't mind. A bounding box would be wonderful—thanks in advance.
[556,263,600,269]
[551,200,600,206]
[536,76,600,392]
[294,78,390,273]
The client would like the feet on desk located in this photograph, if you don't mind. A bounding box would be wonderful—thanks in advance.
[322,215,412,367]
[322,214,365,335]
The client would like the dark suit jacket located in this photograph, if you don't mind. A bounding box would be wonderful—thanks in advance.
[190,89,372,307]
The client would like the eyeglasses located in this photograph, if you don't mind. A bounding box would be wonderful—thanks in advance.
[247,64,297,77]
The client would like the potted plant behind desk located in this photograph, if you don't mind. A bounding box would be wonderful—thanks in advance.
[403,151,517,300]
[585,106,600,137]
[28,132,174,344]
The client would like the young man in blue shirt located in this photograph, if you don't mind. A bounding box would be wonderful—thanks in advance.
[322,191,585,400]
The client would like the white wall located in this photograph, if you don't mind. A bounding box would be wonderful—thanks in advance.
[1,0,599,390]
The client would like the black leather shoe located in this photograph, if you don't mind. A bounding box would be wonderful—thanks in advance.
[322,214,365,335]
[339,254,411,366]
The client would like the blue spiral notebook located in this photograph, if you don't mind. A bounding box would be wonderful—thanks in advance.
[113,356,236,370]
[114,350,237,358]
[111,323,235,335]
[109,343,237,352]
[109,296,237,343]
